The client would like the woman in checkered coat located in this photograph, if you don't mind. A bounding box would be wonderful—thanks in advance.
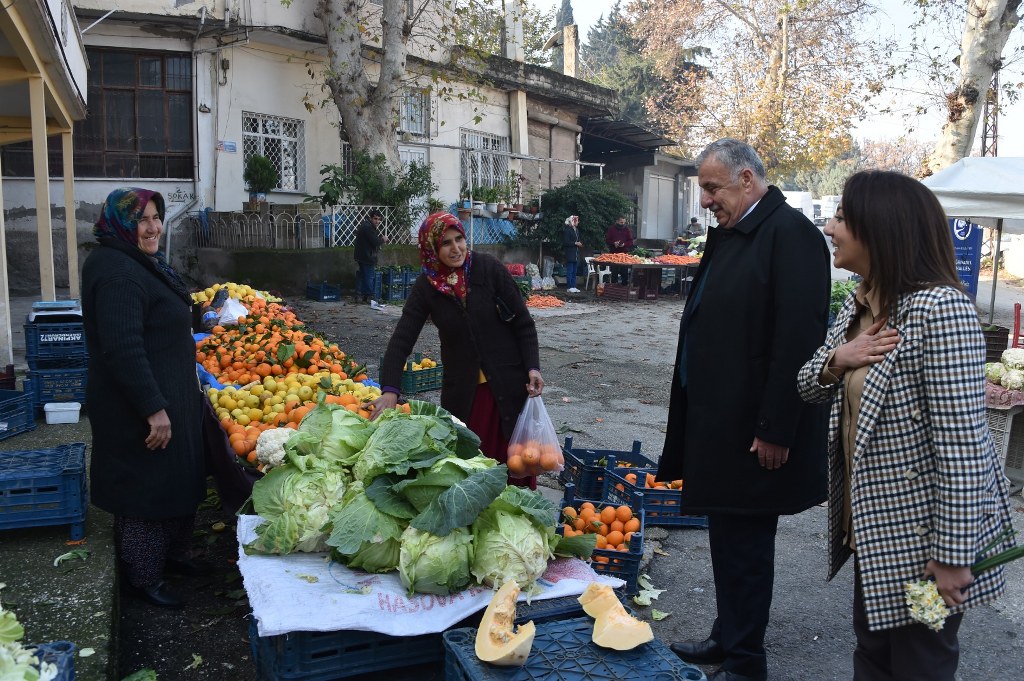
[797,171,1016,681]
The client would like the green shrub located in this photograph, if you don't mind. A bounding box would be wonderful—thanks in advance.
[509,177,633,250]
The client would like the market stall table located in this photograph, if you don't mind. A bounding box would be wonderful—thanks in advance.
[599,262,699,301]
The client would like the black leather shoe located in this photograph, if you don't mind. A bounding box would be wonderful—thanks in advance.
[670,638,726,665]
[126,580,184,608]
[708,670,767,681]
[164,556,212,576]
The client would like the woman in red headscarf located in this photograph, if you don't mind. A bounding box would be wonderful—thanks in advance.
[374,213,544,488]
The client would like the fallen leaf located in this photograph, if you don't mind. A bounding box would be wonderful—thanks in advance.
[653,547,670,557]
[53,549,90,567]
[651,609,670,621]
[184,653,203,670]
[79,648,95,657]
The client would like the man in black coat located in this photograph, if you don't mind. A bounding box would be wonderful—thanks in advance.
[353,209,385,303]
[659,139,830,681]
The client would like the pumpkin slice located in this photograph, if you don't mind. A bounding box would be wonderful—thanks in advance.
[577,582,654,651]
[475,580,535,666]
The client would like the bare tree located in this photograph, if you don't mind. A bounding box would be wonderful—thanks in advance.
[627,0,884,179]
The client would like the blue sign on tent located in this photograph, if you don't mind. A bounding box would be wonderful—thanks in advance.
[950,218,981,300]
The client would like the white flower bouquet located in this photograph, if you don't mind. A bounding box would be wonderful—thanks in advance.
[906,528,1023,631]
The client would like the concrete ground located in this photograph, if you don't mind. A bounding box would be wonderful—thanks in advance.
[0,270,1022,680]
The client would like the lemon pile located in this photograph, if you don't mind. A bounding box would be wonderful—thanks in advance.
[207,373,381,426]
[411,357,438,371]
[192,281,282,305]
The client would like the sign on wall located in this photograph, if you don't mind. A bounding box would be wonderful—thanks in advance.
[950,218,981,300]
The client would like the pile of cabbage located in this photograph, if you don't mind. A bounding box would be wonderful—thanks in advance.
[243,400,594,595]
[1,584,57,681]
[985,348,1024,391]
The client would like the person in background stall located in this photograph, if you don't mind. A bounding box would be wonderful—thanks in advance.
[82,187,207,609]
[670,236,690,256]
[605,215,634,284]
[797,170,1015,681]
[371,213,545,488]
[354,209,386,305]
[563,215,583,294]
[660,139,831,681]
[686,217,704,237]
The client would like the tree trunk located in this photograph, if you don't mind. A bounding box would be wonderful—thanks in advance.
[924,0,1021,176]
[316,0,405,169]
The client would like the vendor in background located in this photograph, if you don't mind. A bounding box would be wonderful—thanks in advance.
[563,215,583,294]
[669,236,690,256]
[372,212,545,488]
[82,187,207,609]
[685,217,704,237]
[354,209,386,305]
[605,215,634,284]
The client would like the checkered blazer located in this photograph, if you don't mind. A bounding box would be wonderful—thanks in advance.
[798,285,1015,631]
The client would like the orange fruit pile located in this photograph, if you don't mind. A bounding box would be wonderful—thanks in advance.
[506,439,565,476]
[561,502,641,562]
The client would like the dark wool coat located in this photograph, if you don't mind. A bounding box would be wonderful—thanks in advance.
[799,286,1014,630]
[82,241,205,519]
[354,218,384,265]
[656,186,831,515]
[563,224,580,265]
[379,252,540,439]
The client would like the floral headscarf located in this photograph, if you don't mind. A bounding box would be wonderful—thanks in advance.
[418,212,472,302]
[93,187,189,302]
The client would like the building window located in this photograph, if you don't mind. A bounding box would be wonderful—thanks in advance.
[1,49,193,179]
[400,89,429,136]
[339,140,356,175]
[243,112,305,192]
[460,129,509,189]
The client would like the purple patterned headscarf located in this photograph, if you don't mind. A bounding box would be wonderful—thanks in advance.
[94,187,166,245]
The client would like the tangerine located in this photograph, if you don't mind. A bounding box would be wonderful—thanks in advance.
[507,454,526,476]
[624,518,641,534]
[521,446,541,467]
[615,505,633,523]
[599,506,617,525]
[540,450,561,471]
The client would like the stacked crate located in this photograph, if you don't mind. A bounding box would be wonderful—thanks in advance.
[23,303,88,412]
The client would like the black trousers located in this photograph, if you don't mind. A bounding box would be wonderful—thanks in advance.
[853,558,962,681]
[708,512,779,679]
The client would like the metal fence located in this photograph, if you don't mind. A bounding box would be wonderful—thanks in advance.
[187,204,521,250]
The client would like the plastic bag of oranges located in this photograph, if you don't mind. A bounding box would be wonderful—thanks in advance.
[505,396,564,477]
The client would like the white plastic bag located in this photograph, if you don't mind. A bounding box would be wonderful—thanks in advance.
[217,297,249,326]
[506,396,564,477]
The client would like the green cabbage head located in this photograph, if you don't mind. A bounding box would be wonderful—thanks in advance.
[470,508,553,591]
[398,526,474,595]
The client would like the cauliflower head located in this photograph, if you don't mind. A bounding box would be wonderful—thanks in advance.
[985,362,1007,384]
[1000,347,1024,370]
[255,427,295,469]
[1001,368,1024,391]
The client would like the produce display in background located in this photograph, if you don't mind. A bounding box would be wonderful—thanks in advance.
[985,347,1024,391]
[409,357,437,371]
[242,399,597,595]
[525,295,564,309]
[653,254,700,265]
[191,281,281,305]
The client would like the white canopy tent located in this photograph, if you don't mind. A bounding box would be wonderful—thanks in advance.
[921,157,1024,324]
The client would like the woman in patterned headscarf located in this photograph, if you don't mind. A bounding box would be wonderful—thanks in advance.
[375,212,545,488]
[82,188,206,608]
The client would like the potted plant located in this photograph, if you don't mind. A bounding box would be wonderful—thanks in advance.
[243,155,278,210]
[481,186,499,214]
[425,196,446,214]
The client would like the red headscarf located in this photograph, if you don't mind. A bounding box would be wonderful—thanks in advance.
[418,212,473,302]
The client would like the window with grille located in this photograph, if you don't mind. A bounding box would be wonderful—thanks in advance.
[400,89,429,136]
[1,48,193,179]
[243,112,306,192]
[339,140,356,175]
[460,129,509,189]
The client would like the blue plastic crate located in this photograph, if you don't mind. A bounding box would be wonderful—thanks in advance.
[305,282,342,302]
[443,616,706,681]
[32,640,75,681]
[0,443,88,541]
[560,484,644,596]
[372,270,384,300]
[604,465,708,529]
[24,323,85,361]
[250,595,584,680]
[24,367,87,409]
[0,389,36,442]
[558,437,655,501]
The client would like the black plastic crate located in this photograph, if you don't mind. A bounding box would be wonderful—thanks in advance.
[443,616,706,681]
[558,437,654,500]
[24,367,87,409]
[250,594,585,680]
[604,465,708,529]
[0,389,36,442]
[24,322,86,364]
[0,443,88,541]
[306,282,342,302]
[560,483,644,596]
